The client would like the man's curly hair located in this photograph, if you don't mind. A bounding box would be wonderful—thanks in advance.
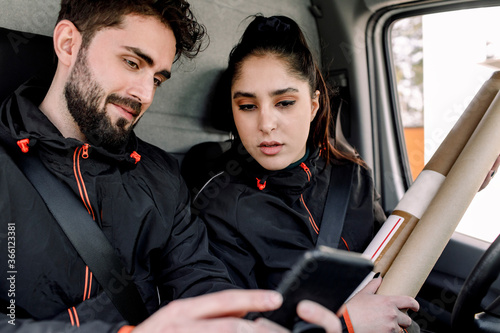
[57,0,207,61]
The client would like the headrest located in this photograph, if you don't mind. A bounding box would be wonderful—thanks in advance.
[204,68,233,133]
[0,27,56,104]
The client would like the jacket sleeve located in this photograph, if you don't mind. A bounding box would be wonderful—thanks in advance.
[204,208,260,289]
[156,173,235,303]
[0,313,126,333]
[194,176,261,290]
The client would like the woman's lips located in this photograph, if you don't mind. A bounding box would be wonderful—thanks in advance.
[259,141,283,155]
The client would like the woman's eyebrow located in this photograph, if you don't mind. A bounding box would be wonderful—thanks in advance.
[271,87,299,96]
[233,91,256,99]
[233,88,299,100]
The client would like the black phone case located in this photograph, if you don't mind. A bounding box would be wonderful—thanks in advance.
[263,246,373,329]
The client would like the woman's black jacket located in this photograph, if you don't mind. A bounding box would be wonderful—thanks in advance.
[193,144,386,291]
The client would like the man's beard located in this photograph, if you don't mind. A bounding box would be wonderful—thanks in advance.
[64,49,142,152]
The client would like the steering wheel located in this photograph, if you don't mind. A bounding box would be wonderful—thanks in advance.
[451,234,500,332]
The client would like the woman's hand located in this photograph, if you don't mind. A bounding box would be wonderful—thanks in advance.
[479,154,500,191]
[344,277,419,333]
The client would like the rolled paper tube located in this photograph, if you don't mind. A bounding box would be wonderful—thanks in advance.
[424,71,500,176]
[348,171,444,300]
[371,210,419,273]
[363,71,500,270]
[347,74,500,301]
[348,73,500,301]
[363,170,445,263]
[377,90,500,298]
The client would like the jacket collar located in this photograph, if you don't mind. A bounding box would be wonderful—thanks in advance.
[230,140,324,195]
[0,78,140,165]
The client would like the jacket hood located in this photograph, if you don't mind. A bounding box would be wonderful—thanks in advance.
[0,78,140,165]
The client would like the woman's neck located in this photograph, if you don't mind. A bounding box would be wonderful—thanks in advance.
[285,146,310,170]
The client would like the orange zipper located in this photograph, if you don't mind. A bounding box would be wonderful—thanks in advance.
[300,194,319,234]
[300,163,311,181]
[73,144,94,220]
[299,163,317,233]
[72,144,94,302]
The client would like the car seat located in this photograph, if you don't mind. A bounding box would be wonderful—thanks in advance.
[180,66,358,198]
[0,27,56,104]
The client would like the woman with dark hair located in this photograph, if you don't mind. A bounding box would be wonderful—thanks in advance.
[194,15,419,333]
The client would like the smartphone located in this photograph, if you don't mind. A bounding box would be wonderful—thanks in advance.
[263,246,374,329]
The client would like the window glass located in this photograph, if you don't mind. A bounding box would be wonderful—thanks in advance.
[391,7,500,243]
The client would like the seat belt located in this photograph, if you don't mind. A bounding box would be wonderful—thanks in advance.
[316,162,355,248]
[316,100,357,249]
[0,132,149,325]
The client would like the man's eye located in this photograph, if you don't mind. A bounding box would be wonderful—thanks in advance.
[125,59,139,69]
[276,100,295,108]
[239,104,256,111]
[154,74,168,88]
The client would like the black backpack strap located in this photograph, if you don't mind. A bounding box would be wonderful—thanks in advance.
[0,132,149,325]
[316,162,355,248]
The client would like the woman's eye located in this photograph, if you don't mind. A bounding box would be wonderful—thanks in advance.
[239,104,256,111]
[125,59,139,69]
[276,100,296,108]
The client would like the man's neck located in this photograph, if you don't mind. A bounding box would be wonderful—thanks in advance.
[39,83,86,143]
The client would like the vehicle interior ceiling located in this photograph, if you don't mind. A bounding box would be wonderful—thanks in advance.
[1,0,499,331]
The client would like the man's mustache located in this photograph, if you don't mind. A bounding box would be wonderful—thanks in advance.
[106,94,142,115]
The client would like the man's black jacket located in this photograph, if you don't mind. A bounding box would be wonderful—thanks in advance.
[0,80,234,332]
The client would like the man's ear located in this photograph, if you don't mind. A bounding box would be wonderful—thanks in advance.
[53,19,82,68]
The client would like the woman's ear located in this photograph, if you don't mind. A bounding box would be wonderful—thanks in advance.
[53,19,82,68]
[310,90,320,122]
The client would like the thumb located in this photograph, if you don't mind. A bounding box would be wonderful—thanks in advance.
[360,276,382,295]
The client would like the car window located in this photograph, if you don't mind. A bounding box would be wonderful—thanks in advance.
[390,6,500,243]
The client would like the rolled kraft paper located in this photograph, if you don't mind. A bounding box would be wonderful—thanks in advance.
[425,71,500,176]
[362,71,500,270]
[347,210,422,301]
[363,170,445,263]
[348,73,500,301]
[347,171,444,300]
[372,211,419,274]
[377,90,500,298]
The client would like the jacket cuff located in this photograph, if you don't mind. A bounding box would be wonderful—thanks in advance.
[341,308,355,333]
[117,325,135,333]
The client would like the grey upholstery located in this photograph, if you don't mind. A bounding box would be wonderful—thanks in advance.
[0,0,321,156]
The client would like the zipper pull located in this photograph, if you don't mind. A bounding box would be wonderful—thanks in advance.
[130,151,141,164]
[17,138,30,153]
[300,162,311,181]
[256,177,267,190]
[82,143,90,159]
